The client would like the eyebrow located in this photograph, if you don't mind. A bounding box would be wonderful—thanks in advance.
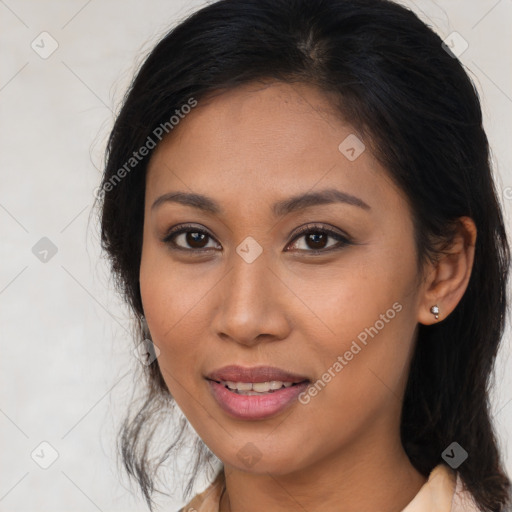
[151,188,371,216]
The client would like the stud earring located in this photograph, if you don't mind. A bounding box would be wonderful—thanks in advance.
[430,305,439,320]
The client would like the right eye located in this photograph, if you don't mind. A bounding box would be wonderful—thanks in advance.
[162,224,222,252]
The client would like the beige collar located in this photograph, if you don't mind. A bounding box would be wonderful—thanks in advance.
[402,463,456,511]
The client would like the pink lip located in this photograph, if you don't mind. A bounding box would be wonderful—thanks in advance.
[206,365,309,383]
[207,379,310,420]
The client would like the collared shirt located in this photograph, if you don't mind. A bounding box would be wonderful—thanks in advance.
[177,463,482,512]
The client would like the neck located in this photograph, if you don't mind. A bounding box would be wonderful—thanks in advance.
[219,438,426,512]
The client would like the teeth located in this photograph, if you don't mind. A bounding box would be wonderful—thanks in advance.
[220,380,296,393]
[226,381,252,391]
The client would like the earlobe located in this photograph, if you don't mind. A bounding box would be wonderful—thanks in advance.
[417,302,441,325]
[417,216,477,325]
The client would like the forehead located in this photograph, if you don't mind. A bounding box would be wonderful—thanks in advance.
[149,80,344,161]
[145,81,405,215]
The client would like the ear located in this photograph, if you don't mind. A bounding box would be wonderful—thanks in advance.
[417,216,477,325]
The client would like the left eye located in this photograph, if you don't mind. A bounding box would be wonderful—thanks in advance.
[286,224,352,253]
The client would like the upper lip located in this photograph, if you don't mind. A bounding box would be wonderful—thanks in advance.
[206,365,310,384]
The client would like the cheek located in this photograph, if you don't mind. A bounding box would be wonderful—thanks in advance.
[296,242,419,408]
[293,236,417,345]
[139,239,206,340]
[139,244,219,407]
[139,272,205,417]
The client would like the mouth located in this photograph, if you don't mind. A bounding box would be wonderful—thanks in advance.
[206,378,311,420]
[206,378,310,395]
[204,365,311,420]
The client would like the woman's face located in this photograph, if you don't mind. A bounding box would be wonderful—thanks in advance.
[140,81,426,475]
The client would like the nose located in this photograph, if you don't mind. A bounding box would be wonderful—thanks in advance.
[211,250,291,347]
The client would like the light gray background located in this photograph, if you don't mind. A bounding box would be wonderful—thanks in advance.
[1,1,511,511]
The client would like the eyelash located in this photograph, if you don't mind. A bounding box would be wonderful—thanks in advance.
[162,223,353,255]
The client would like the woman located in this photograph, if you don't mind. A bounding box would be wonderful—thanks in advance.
[95,0,511,510]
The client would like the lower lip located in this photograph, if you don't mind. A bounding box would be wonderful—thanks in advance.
[206,379,310,420]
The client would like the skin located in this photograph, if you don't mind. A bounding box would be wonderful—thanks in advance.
[139,80,477,512]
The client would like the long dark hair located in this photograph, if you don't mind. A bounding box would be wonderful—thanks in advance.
[95,0,511,510]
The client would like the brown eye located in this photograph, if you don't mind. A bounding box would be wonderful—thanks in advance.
[163,225,221,251]
[304,232,329,250]
[287,224,352,253]
[181,231,209,249]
